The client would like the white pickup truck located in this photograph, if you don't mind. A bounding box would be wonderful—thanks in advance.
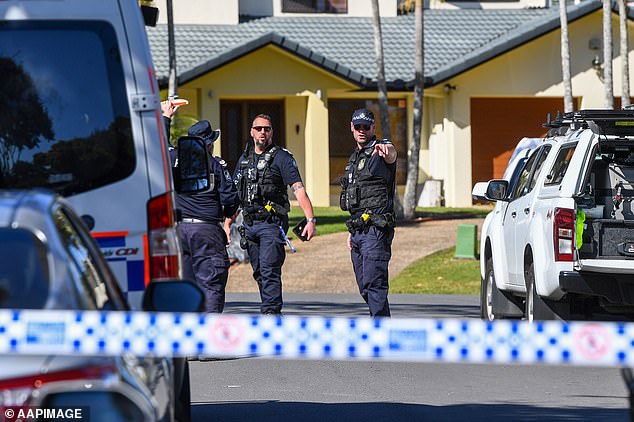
[473,109,634,321]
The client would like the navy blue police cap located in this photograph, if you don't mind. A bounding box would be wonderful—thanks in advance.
[351,108,375,125]
[188,120,220,144]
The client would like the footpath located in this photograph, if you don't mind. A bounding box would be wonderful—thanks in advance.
[226,217,484,294]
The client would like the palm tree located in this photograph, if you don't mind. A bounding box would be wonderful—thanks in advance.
[403,0,424,220]
[560,0,573,113]
[167,0,178,98]
[370,0,403,217]
[603,0,614,109]
[370,0,392,143]
[618,0,630,107]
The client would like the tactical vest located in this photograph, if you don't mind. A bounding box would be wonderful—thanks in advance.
[237,145,290,214]
[340,140,391,214]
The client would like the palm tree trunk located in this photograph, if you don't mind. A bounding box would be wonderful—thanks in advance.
[619,0,630,107]
[560,0,573,113]
[604,0,614,109]
[370,0,391,141]
[167,0,178,98]
[371,0,403,217]
[403,0,424,220]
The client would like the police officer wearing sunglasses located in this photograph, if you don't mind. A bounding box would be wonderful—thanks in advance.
[230,114,316,315]
[340,108,397,317]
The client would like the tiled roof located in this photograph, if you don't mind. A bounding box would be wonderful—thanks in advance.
[146,1,600,88]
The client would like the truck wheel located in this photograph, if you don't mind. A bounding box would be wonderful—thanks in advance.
[524,261,559,321]
[480,258,498,321]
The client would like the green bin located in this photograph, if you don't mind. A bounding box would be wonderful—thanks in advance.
[454,224,478,259]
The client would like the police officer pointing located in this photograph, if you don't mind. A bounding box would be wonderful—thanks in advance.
[340,108,397,317]
[162,101,240,313]
[230,114,316,315]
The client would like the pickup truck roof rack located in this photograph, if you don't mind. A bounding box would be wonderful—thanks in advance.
[543,109,634,137]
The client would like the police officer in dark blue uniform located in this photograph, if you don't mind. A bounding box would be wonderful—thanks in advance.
[161,100,240,313]
[228,113,316,315]
[340,108,397,317]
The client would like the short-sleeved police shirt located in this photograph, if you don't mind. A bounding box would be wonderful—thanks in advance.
[233,144,303,189]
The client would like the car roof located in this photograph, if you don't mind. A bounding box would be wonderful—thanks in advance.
[0,190,57,227]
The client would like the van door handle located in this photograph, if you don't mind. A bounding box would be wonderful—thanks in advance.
[511,211,517,218]
[524,207,530,215]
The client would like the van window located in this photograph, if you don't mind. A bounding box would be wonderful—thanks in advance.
[0,21,135,196]
[545,144,577,186]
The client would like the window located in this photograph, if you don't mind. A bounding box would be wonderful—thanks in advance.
[0,228,49,309]
[54,207,109,309]
[282,0,347,13]
[546,144,577,186]
[0,21,135,197]
[528,145,551,192]
[328,99,408,184]
[512,149,539,199]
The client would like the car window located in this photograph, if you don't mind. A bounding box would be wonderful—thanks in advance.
[528,145,552,191]
[0,228,49,309]
[0,21,135,197]
[53,207,109,309]
[511,148,540,199]
[545,144,577,185]
[507,156,529,196]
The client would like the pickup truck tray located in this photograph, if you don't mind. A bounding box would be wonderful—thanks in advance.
[580,219,634,259]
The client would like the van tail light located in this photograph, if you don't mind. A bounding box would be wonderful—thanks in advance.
[554,207,575,262]
[147,192,182,280]
[0,364,114,407]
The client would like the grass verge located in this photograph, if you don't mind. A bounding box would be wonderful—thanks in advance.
[390,247,480,295]
[289,206,490,239]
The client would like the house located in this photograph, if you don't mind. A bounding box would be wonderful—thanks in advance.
[147,0,633,207]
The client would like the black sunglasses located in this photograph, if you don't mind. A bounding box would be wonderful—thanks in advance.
[354,124,371,131]
[252,126,272,132]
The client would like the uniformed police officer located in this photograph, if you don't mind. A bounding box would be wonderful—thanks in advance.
[340,108,397,317]
[161,101,240,313]
[228,113,316,315]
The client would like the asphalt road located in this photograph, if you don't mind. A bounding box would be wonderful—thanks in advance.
[189,293,630,421]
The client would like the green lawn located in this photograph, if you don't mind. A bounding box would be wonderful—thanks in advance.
[390,247,481,295]
[288,207,349,238]
[288,205,489,239]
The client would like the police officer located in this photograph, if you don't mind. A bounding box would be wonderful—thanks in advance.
[340,108,397,317]
[161,101,240,313]
[229,113,316,315]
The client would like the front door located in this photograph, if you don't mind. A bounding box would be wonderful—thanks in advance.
[220,100,285,173]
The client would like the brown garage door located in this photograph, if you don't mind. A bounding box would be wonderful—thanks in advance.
[471,97,570,185]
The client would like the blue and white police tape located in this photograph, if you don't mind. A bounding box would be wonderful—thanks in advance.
[0,309,630,367]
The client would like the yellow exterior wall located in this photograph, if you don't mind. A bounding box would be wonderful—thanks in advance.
[167,10,633,209]
[181,44,357,207]
[433,10,634,206]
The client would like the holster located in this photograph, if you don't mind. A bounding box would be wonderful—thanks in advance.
[242,207,270,226]
[346,212,395,234]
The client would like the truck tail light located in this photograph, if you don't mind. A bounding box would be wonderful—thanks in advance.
[147,192,182,280]
[553,207,575,262]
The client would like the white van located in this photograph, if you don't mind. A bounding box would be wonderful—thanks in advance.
[0,0,180,308]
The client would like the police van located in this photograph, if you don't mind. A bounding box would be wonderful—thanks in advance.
[0,0,180,308]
